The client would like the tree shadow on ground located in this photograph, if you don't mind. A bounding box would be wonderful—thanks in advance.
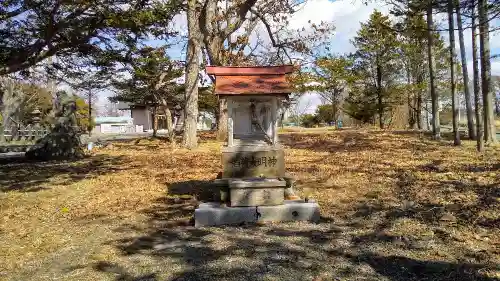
[167,180,220,202]
[110,219,340,280]
[340,251,499,281]
[460,163,500,173]
[93,261,157,281]
[107,138,172,152]
[0,154,129,192]
[99,185,498,281]
[88,130,499,280]
[348,170,499,264]
[391,168,500,229]
[388,130,470,142]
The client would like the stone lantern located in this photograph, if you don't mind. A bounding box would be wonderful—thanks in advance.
[194,65,320,227]
[31,107,42,125]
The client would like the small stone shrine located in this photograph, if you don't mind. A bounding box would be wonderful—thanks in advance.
[194,65,320,227]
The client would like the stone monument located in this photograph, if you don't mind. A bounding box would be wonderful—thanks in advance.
[194,65,320,227]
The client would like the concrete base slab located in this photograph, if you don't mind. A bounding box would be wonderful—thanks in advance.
[194,200,320,227]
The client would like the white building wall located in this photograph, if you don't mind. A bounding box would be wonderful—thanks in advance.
[91,124,143,134]
[131,108,151,131]
[129,107,215,132]
[91,125,101,135]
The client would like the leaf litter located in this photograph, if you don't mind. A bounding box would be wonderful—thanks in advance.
[0,129,499,280]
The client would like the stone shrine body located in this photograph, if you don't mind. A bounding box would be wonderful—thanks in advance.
[194,65,320,227]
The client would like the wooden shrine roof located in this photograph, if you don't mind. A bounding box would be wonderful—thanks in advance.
[205,65,295,95]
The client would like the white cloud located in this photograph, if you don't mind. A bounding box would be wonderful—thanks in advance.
[285,0,390,54]
[246,0,390,58]
[268,0,391,109]
[492,61,500,76]
[170,13,188,37]
[297,92,323,114]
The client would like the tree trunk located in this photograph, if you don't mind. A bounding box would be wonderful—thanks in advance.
[427,2,440,140]
[376,64,384,129]
[408,94,416,129]
[152,105,158,138]
[456,0,476,140]
[280,111,285,129]
[332,100,339,127]
[416,72,424,130]
[214,106,220,131]
[157,96,174,143]
[472,6,484,152]
[417,89,423,130]
[0,112,5,143]
[425,100,430,131]
[406,65,416,129]
[408,101,414,129]
[216,97,227,141]
[448,0,461,145]
[87,91,92,136]
[165,107,174,143]
[415,36,424,130]
[478,0,497,144]
[1,79,16,142]
[182,0,201,149]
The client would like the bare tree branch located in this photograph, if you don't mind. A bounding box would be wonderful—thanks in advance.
[222,0,258,38]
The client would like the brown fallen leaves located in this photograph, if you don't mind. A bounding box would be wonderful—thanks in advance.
[0,129,498,280]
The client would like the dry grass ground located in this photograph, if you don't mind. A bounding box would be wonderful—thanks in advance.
[0,129,499,281]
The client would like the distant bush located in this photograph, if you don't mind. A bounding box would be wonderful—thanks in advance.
[301,114,320,128]
[75,97,95,133]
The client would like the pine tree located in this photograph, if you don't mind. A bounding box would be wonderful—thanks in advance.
[111,47,183,140]
[0,0,181,76]
[456,0,476,140]
[311,56,355,126]
[352,11,401,129]
[427,0,440,139]
[478,0,498,143]
[399,12,429,130]
[448,0,461,145]
[472,5,484,151]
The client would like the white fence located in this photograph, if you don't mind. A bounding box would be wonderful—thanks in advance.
[0,125,50,143]
[93,124,144,134]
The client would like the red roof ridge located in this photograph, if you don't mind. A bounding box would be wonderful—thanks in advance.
[206,65,295,76]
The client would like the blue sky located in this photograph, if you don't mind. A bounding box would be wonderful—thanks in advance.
[98,0,500,114]
[281,0,500,113]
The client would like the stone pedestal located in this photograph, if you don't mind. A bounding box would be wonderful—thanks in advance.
[228,178,286,206]
[222,145,285,178]
[194,200,321,227]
